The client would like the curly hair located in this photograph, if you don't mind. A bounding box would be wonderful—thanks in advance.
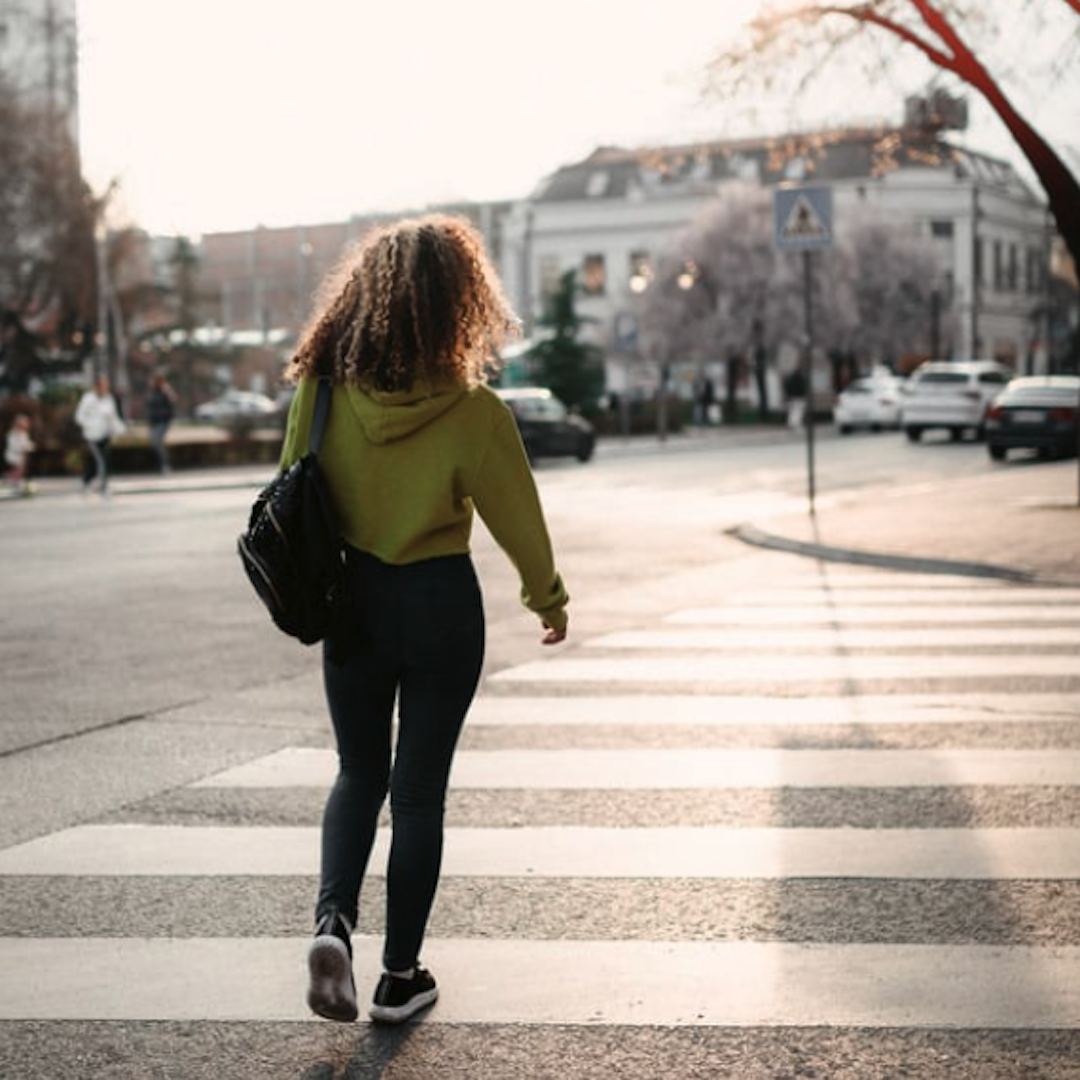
[285,214,519,390]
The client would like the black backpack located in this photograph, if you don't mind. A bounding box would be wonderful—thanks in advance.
[237,379,345,644]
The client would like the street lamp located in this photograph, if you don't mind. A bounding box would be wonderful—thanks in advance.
[296,240,314,335]
[94,221,109,380]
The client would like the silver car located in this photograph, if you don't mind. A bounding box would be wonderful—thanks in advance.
[833,373,905,434]
[900,360,1013,442]
[194,389,279,423]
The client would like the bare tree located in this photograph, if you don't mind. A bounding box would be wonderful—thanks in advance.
[640,187,791,357]
[638,183,955,396]
[834,209,953,364]
[708,0,1080,271]
[0,74,97,389]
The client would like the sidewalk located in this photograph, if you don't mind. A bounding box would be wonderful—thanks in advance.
[738,458,1080,586]
[0,463,272,502]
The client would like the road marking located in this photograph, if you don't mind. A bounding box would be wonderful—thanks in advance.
[669,605,1080,625]
[0,937,1076,1027]
[589,627,1080,649]
[718,588,1080,606]
[757,573,1004,589]
[194,747,1080,790]
[3,578,1077,1037]
[490,654,1080,685]
[2,824,1077,879]
[466,693,1080,726]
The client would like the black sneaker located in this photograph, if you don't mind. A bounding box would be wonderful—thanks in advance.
[306,912,357,1022]
[368,966,438,1023]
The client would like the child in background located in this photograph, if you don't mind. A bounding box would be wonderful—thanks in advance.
[4,413,35,495]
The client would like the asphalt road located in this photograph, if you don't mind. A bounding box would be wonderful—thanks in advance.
[1,429,1078,1078]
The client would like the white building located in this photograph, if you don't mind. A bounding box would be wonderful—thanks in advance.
[501,126,1053,393]
[0,0,79,145]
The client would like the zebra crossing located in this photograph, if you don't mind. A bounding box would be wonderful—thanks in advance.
[1,567,1078,1041]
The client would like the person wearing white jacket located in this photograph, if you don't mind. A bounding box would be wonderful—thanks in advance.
[75,375,126,494]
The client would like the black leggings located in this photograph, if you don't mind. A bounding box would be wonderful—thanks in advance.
[317,550,484,971]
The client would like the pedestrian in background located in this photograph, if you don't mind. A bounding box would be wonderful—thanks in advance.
[784,367,808,431]
[4,413,35,495]
[693,372,716,427]
[75,374,126,495]
[280,214,569,1025]
[145,372,177,474]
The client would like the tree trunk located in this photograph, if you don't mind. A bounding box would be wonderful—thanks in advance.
[972,76,1080,275]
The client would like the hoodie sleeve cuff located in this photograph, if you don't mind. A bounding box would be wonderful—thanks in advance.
[523,574,569,630]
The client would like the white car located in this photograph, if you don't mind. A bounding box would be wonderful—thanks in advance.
[833,373,905,434]
[194,389,279,423]
[900,360,1013,442]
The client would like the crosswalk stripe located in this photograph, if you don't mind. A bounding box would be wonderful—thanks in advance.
[193,747,1080,790]
[2,823,1077,879]
[466,693,1079,726]
[749,573,1005,589]
[669,605,1080,624]
[718,588,1080,606]
[1,937,1077,1026]
[490,654,1080,684]
[589,627,1080,649]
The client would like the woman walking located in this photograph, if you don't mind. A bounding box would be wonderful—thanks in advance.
[75,374,126,495]
[279,215,569,1025]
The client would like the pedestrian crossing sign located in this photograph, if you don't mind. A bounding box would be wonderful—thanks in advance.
[775,185,833,251]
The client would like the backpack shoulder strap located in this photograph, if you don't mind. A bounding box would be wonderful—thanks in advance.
[308,378,333,456]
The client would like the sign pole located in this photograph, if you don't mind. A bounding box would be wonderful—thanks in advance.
[802,248,816,515]
[774,184,833,518]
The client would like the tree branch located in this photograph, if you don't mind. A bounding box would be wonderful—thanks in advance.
[757,4,957,68]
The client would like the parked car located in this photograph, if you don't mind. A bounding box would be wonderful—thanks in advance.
[832,372,905,434]
[985,374,1080,461]
[495,387,596,462]
[194,389,279,423]
[900,360,1013,442]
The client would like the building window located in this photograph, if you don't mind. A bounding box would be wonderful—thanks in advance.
[538,255,561,303]
[930,219,954,239]
[582,254,607,296]
[784,157,808,181]
[974,239,984,287]
[628,251,651,293]
[1026,247,1043,295]
[1007,244,1019,291]
[585,171,610,198]
[993,240,1004,291]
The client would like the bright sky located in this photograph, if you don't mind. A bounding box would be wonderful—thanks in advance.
[76,0,1076,238]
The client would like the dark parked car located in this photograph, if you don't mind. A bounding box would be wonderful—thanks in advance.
[496,387,596,463]
[985,375,1080,461]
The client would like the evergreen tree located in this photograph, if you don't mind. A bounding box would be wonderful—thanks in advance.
[527,270,606,410]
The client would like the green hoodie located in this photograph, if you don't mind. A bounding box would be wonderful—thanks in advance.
[280,377,569,631]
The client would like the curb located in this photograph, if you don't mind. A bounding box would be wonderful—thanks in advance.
[0,472,270,502]
[728,523,1038,583]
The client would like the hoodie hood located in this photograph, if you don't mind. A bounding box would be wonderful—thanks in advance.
[344,378,469,445]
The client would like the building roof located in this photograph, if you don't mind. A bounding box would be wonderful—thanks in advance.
[532,126,1038,204]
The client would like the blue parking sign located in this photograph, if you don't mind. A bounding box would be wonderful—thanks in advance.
[774,186,833,251]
